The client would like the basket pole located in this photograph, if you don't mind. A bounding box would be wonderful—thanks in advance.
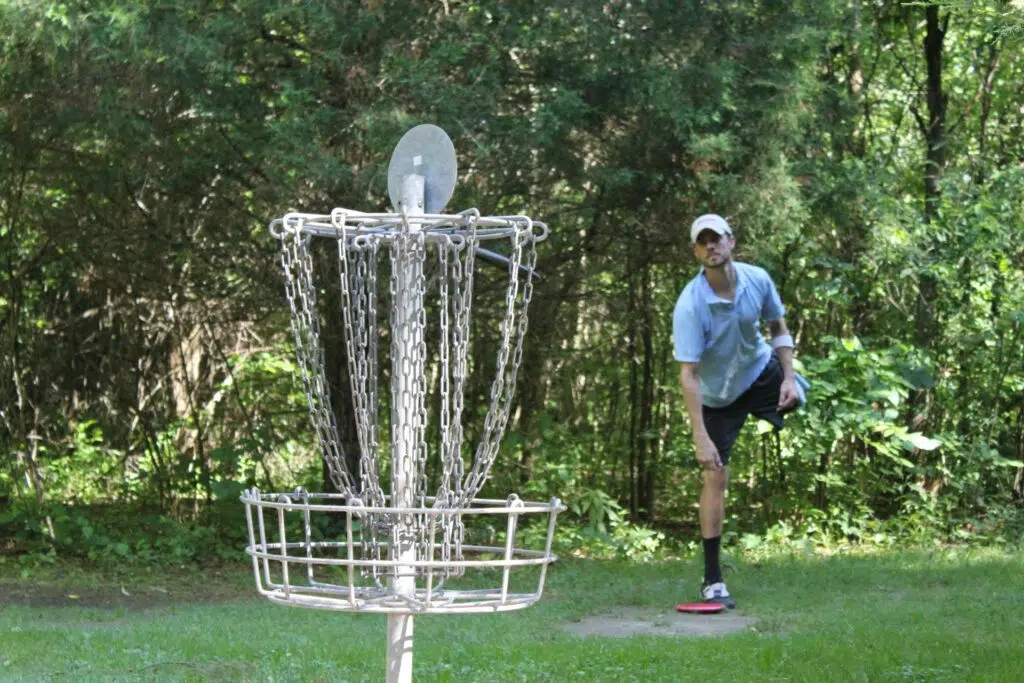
[386,171,425,683]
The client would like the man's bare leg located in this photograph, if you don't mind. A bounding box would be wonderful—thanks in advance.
[700,468,729,586]
[700,467,728,537]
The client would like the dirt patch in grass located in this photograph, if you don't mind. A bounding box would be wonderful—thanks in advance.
[564,606,756,639]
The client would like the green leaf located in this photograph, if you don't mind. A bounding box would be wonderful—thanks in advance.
[905,433,942,451]
[886,454,915,468]
[841,337,863,352]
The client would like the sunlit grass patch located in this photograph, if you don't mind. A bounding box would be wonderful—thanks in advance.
[2,548,1022,681]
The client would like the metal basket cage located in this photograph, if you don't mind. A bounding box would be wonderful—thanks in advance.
[242,488,564,615]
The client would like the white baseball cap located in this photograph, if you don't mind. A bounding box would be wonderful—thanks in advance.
[690,214,733,244]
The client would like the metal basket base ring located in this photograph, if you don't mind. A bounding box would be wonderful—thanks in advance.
[242,489,564,615]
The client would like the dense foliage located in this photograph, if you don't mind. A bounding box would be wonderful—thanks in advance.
[3,0,1023,564]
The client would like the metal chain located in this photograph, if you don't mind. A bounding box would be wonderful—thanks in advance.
[278,210,543,582]
[362,238,386,582]
[279,224,355,497]
[388,213,431,579]
[451,226,477,506]
[444,224,476,568]
[435,237,456,573]
[433,232,469,574]
[364,238,384,507]
[337,231,372,486]
[435,232,473,502]
[412,233,430,508]
[437,238,452,498]
[411,226,431,556]
[337,230,385,508]
[335,218,388,580]
[459,220,538,505]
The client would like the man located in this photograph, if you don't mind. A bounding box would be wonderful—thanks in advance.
[672,213,805,609]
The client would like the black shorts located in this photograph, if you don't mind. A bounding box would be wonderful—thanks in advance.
[702,352,794,466]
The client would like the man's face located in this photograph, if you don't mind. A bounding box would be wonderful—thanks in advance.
[693,230,735,268]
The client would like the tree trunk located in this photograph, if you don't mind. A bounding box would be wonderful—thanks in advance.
[627,271,639,518]
[639,263,657,523]
[317,241,362,495]
[910,5,947,431]
[516,297,558,486]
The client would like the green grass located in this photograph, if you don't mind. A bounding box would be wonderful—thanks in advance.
[2,548,1023,682]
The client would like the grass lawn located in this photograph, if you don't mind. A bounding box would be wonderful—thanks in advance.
[2,547,1022,682]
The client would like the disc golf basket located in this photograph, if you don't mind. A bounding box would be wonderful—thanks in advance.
[240,125,564,682]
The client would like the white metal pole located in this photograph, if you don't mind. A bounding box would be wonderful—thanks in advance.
[387,171,425,683]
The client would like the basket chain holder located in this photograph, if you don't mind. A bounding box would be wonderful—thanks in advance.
[241,125,563,683]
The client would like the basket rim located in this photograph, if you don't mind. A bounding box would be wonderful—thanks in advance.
[269,208,549,242]
[240,490,565,516]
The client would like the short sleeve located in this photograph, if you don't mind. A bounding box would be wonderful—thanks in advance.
[673,295,705,363]
[760,272,785,321]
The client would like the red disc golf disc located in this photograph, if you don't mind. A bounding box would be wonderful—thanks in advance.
[676,602,726,614]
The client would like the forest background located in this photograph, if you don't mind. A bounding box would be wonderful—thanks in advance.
[3,0,1024,568]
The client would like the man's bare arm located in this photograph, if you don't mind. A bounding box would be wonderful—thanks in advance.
[768,319,795,378]
[768,319,798,410]
[680,363,708,439]
[679,363,721,469]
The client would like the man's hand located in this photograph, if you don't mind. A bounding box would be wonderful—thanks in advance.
[778,377,799,412]
[695,435,723,470]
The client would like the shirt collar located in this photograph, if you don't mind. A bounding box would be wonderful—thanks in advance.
[699,264,743,303]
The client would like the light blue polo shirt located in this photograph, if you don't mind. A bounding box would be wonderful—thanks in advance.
[672,262,785,408]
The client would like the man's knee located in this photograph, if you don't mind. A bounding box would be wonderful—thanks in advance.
[702,468,729,494]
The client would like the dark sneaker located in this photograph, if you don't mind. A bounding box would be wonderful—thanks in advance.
[701,581,736,609]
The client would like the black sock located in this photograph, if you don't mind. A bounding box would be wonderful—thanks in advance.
[702,535,722,585]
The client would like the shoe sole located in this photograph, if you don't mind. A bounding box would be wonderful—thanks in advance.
[701,594,736,610]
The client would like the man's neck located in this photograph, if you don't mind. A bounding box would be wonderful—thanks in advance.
[704,261,736,299]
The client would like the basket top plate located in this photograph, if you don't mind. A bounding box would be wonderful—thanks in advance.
[387,124,457,214]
